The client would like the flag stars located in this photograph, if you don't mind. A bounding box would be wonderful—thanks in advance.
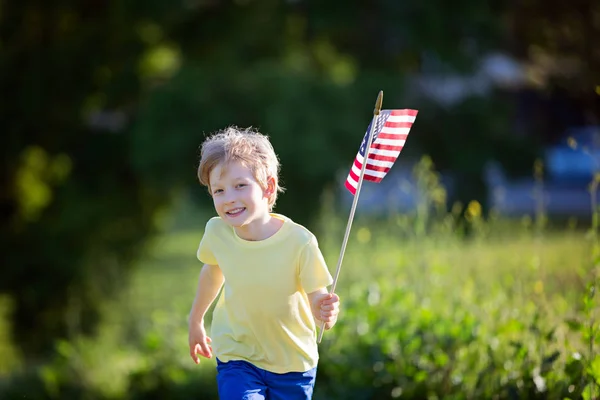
[358,111,391,156]
[345,109,418,195]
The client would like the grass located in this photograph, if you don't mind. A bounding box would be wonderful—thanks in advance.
[101,202,594,399]
[1,157,599,399]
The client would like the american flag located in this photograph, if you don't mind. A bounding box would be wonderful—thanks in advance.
[345,109,418,195]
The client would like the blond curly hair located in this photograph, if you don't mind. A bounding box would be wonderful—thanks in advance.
[198,126,284,210]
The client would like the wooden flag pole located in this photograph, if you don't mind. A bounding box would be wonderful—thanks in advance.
[317,90,384,344]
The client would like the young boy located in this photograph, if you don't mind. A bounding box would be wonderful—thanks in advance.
[188,126,341,399]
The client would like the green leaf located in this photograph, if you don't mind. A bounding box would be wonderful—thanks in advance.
[541,350,561,374]
[566,318,583,332]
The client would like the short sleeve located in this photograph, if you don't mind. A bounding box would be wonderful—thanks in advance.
[299,236,333,294]
[197,220,218,265]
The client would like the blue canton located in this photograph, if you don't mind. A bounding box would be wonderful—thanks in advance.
[358,110,391,157]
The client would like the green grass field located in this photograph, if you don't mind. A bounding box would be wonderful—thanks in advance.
[74,206,600,398]
[1,186,599,399]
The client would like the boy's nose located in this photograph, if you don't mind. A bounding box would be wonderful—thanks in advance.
[223,192,237,204]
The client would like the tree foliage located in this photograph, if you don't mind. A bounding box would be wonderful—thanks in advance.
[1,0,594,358]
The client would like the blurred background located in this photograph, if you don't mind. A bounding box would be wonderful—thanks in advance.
[1,0,600,399]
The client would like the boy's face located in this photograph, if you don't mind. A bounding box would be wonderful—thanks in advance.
[208,161,272,228]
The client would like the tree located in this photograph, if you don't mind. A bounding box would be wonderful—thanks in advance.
[0,0,175,354]
[1,0,530,356]
[509,0,600,139]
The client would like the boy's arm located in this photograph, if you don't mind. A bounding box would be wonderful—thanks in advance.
[308,288,340,331]
[189,263,225,325]
[188,263,224,364]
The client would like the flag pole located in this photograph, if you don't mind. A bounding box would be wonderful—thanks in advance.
[318,90,383,344]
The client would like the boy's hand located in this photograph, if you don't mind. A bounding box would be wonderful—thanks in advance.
[309,291,341,330]
[188,322,212,364]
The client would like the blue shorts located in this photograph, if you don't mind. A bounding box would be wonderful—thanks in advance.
[216,358,317,400]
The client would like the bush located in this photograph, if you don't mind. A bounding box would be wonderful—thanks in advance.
[2,160,599,399]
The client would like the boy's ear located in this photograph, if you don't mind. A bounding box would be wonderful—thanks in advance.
[264,176,276,197]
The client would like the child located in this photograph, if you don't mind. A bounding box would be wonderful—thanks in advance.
[188,126,341,400]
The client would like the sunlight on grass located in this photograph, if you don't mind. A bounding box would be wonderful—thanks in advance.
[2,156,598,399]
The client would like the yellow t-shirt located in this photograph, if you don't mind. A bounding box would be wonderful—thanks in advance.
[196,213,333,373]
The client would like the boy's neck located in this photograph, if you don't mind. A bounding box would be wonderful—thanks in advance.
[234,213,283,241]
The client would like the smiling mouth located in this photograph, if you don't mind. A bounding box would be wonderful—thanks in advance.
[226,207,246,217]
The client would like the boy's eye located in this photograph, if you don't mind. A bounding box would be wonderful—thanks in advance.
[236,184,247,188]
[213,189,223,195]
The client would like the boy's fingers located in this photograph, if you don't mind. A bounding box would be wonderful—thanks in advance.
[320,314,334,322]
[322,294,340,305]
[200,341,213,358]
[190,344,200,364]
[321,301,340,310]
